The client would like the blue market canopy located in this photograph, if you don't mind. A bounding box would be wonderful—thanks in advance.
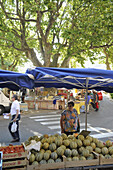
[0,69,34,91]
[26,67,113,93]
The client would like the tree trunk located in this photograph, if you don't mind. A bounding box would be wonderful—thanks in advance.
[25,48,42,67]
[104,48,111,70]
[60,56,71,68]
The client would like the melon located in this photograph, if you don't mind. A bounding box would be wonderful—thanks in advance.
[55,158,62,163]
[86,136,93,142]
[71,149,78,157]
[106,140,113,147]
[86,146,93,153]
[48,159,55,163]
[64,149,72,157]
[29,154,35,163]
[63,140,70,147]
[43,152,50,161]
[102,147,109,155]
[108,146,113,155]
[82,149,90,157]
[79,156,86,160]
[78,135,84,141]
[97,141,104,148]
[66,157,72,161]
[95,147,101,154]
[72,157,79,161]
[91,142,96,149]
[70,141,77,149]
[79,147,85,154]
[76,139,82,147]
[55,138,62,146]
[61,133,67,140]
[40,160,47,164]
[83,139,90,146]
[43,142,49,150]
[35,152,43,162]
[32,161,38,165]
[56,147,64,156]
[105,154,111,159]
[51,152,58,160]
[92,138,99,144]
[60,145,66,150]
[49,143,57,151]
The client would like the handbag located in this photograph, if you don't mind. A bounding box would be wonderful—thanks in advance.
[95,102,99,109]
[11,122,17,132]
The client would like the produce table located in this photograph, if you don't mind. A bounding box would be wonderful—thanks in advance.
[74,101,85,114]
[25,99,65,110]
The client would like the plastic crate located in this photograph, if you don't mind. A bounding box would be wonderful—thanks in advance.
[0,151,3,170]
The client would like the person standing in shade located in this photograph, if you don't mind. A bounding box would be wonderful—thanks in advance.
[85,92,91,114]
[91,90,99,111]
[7,95,21,142]
[60,101,80,136]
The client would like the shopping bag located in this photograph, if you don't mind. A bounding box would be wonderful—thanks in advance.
[11,122,17,132]
[95,102,99,109]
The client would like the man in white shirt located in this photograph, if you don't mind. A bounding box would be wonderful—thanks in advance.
[8,94,21,142]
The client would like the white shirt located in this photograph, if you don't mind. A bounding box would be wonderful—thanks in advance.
[10,100,20,116]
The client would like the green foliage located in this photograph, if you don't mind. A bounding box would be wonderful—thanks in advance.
[0,0,113,68]
[110,93,113,99]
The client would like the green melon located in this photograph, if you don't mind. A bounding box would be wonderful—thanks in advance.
[32,161,39,165]
[86,146,93,153]
[60,145,66,150]
[43,152,50,161]
[72,157,79,161]
[71,149,78,157]
[55,158,62,163]
[43,142,49,150]
[97,141,104,148]
[61,133,67,140]
[46,150,51,155]
[40,160,47,164]
[109,146,113,155]
[48,159,55,164]
[66,157,72,161]
[105,154,111,159]
[95,147,101,154]
[29,154,35,163]
[51,152,58,160]
[92,138,99,144]
[55,138,62,146]
[86,136,93,142]
[41,138,47,144]
[70,141,77,149]
[78,135,84,141]
[35,152,43,162]
[82,149,90,157]
[79,147,85,154]
[76,139,82,147]
[63,140,70,147]
[64,149,72,157]
[106,140,113,147]
[83,139,90,146]
[91,142,96,149]
[102,147,109,155]
[79,156,86,160]
[56,147,64,156]
[49,143,57,151]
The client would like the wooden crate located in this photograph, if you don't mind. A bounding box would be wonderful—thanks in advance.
[1,145,27,170]
[27,161,64,170]
[64,152,100,168]
[99,156,113,165]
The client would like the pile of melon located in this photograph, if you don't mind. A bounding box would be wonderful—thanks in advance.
[24,134,113,166]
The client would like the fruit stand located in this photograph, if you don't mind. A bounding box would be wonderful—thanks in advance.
[0,145,27,170]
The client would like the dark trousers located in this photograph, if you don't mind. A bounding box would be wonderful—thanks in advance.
[8,114,21,140]
[64,131,78,136]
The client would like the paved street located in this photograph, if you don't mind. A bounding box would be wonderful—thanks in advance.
[0,93,113,146]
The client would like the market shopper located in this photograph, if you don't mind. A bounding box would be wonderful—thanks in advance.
[60,101,80,136]
[7,94,21,142]
[85,92,91,114]
[91,90,99,111]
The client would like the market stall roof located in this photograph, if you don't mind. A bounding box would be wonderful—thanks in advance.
[26,67,113,93]
[0,69,34,91]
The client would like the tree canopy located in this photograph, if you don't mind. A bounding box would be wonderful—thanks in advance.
[0,0,113,69]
